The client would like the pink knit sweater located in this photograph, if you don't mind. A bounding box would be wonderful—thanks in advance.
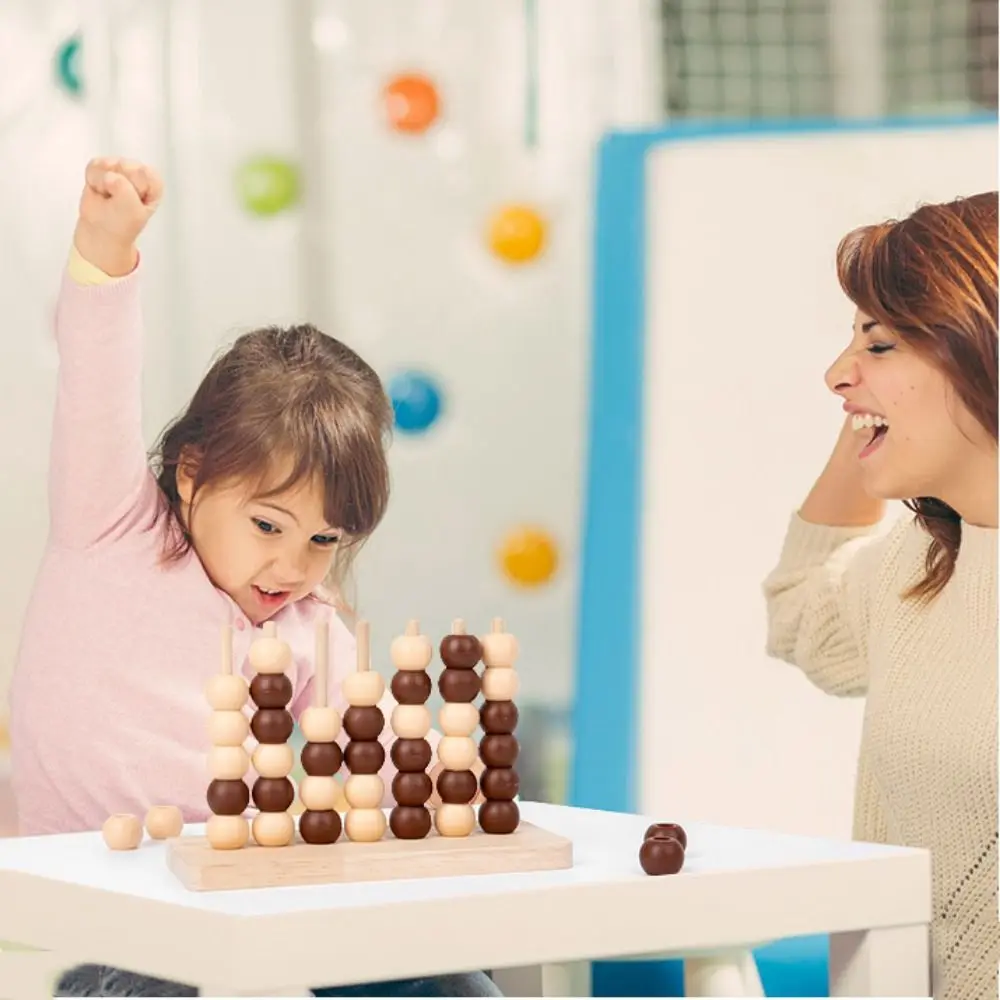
[9,262,423,835]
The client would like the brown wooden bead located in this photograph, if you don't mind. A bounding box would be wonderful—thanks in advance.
[301,741,343,777]
[299,809,342,845]
[391,738,432,772]
[639,835,685,875]
[207,778,249,816]
[439,633,483,668]
[390,805,432,840]
[252,776,294,812]
[392,771,433,806]
[480,734,519,768]
[480,767,519,801]
[438,667,481,703]
[391,670,432,705]
[249,673,293,709]
[644,822,687,850]
[344,740,386,775]
[251,708,294,744]
[437,769,478,804]
[479,799,519,834]
[480,700,518,734]
[344,706,384,741]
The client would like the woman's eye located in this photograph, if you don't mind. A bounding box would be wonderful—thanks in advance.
[253,518,278,534]
[312,534,339,546]
[867,343,895,355]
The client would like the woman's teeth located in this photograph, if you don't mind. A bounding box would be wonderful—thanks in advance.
[851,414,889,432]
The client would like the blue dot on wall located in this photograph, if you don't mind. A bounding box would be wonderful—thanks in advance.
[55,35,82,96]
[389,372,442,434]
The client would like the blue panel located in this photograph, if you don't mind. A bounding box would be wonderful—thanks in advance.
[570,112,995,996]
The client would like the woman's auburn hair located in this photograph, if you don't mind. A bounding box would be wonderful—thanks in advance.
[835,191,998,601]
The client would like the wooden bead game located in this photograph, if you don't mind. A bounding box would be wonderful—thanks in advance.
[166,618,573,892]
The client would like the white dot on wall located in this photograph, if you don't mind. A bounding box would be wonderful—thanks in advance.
[312,15,352,52]
[432,127,466,162]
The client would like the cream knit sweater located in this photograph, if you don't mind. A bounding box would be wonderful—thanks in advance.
[763,511,998,1000]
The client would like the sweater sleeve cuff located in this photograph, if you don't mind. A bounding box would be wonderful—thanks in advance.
[67,244,136,286]
[776,511,883,570]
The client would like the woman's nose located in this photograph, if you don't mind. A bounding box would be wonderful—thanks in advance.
[825,349,861,395]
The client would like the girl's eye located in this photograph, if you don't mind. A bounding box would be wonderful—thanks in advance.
[253,518,278,534]
[867,343,895,355]
[312,534,340,547]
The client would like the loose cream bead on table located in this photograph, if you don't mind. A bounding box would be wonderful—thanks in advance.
[144,806,183,841]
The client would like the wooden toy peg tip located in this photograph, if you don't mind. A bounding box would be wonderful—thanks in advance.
[356,619,370,672]
[405,619,419,635]
[491,617,505,633]
[451,618,466,634]
[262,622,277,637]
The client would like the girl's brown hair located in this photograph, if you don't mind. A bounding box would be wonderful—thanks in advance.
[835,191,998,601]
[150,324,393,603]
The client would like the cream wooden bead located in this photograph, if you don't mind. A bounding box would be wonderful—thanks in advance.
[144,805,183,840]
[341,670,385,707]
[299,706,341,743]
[345,808,386,842]
[205,673,249,711]
[434,803,475,837]
[390,621,434,671]
[252,742,294,779]
[248,636,292,675]
[102,814,142,851]
[437,735,477,771]
[481,631,519,669]
[209,745,250,781]
[345,774,384,809]
[207,814,249,850]
[252,810,295,847]
[208,710,249,746]
[482,666,519,701]
[299,776,340,812]
[391,703,432,739]
[439,702,479,737]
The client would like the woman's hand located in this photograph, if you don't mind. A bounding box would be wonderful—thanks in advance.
[73,157,163,277]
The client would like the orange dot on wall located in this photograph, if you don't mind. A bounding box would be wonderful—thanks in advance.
[383,74,440,134]
[498,527,559,588]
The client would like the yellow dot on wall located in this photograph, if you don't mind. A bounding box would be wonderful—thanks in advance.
[487,204,547,264]
[499,527,559,587]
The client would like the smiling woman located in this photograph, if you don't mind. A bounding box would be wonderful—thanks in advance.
[762,191,998,1000]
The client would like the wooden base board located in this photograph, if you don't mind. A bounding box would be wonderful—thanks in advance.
[166,821,573,892]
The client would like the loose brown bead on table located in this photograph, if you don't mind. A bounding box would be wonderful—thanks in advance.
[252,776,295,813]
[390,805,432,840]
[439,633,483,669]
[391,738,432,773]
[251,708,294,744]
[392,771,433,806]
[436,769,478,805]
[249,673,293,709]
[480,700,518,734]
[344,740,386,775]
[644,821,687,850]
[343,705,385,741]
[639,835,685,875]
[479,799,519,834]
[301,741,344,777]
[480,767,519,801]
[299,809,342,845]
[207,779,250,816]
[480,734,519,768]
[437,668,481,704]
[391,670,432,705]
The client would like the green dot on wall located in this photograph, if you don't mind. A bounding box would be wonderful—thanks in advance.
[236,156,300,217]
[55,35,82,96]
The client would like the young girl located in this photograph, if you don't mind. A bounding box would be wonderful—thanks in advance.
[763,192,997,1000]
[9,158,500,998]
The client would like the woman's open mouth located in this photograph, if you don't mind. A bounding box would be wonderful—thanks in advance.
[253,585,289,608]
[852,413,890,460]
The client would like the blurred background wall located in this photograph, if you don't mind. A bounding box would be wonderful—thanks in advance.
[0,1,996,995]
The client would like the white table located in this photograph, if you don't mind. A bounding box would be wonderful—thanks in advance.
[0,801,931,998]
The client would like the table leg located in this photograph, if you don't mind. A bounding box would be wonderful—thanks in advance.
[490,962,592,997]
[684,949,763,997]
[829,925,930,997]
